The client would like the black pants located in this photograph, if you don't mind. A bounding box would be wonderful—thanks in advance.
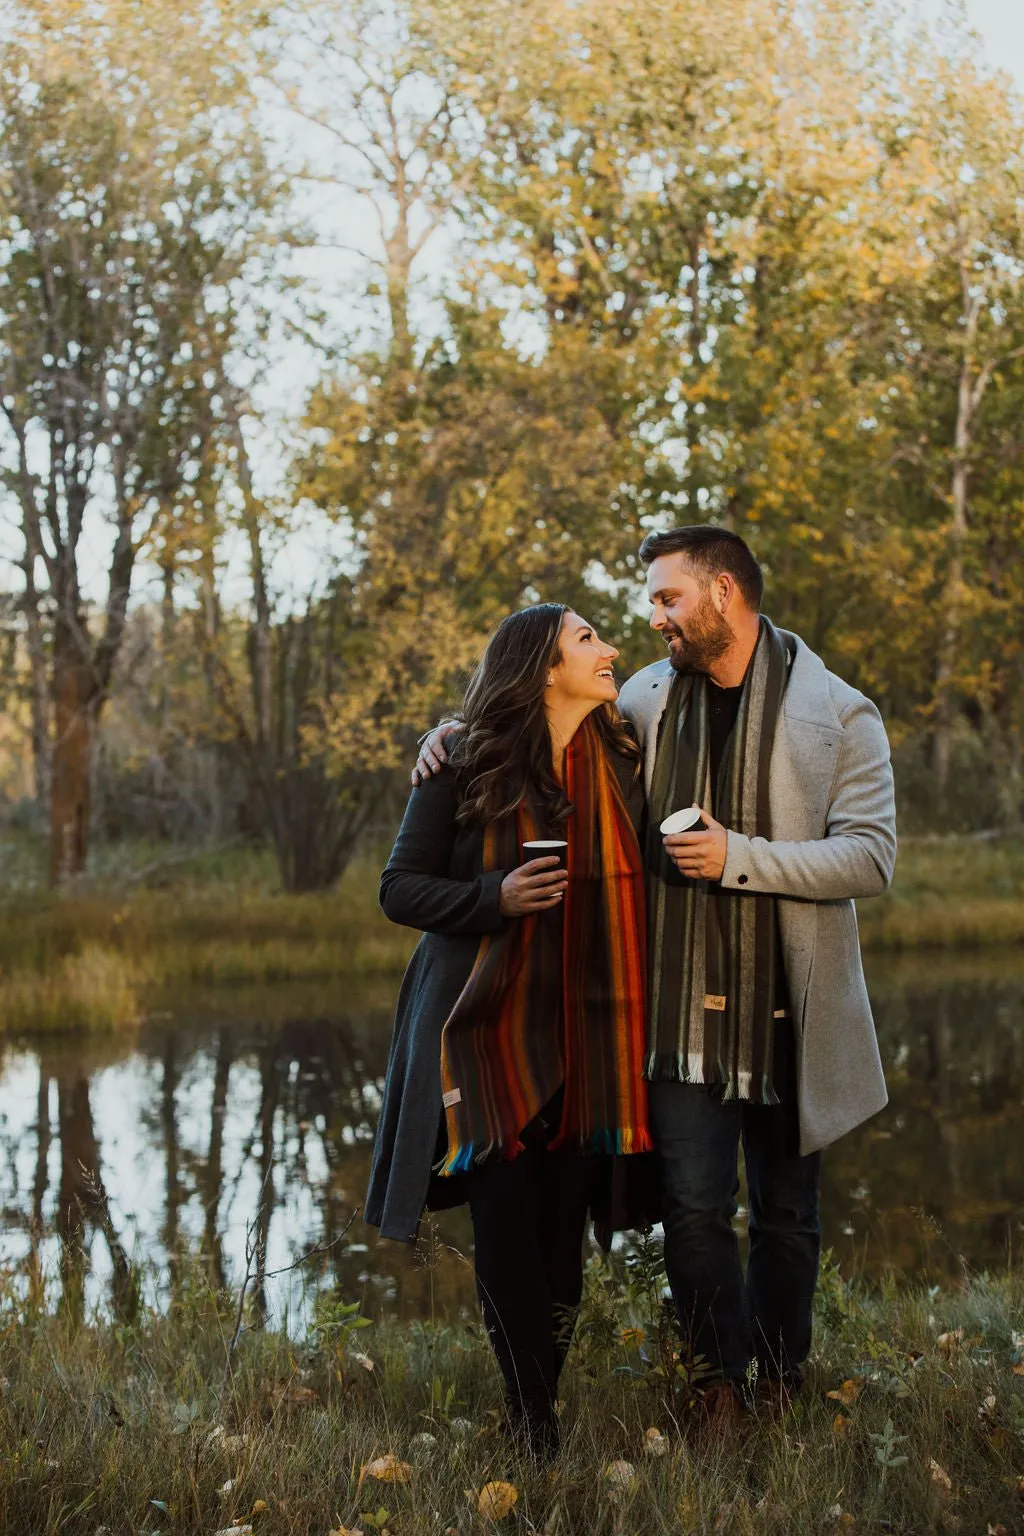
[649,1079,821,1390]
[467,1110,592,1448]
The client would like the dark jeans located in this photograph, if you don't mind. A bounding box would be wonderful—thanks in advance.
[467,1116,593,1449]
[649,1080,821,1390]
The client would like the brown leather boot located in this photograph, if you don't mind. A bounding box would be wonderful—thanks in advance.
[753,1376,796,1418]
[697,1379,749,1441]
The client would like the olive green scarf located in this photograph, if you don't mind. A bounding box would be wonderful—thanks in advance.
[646,617,792,1102]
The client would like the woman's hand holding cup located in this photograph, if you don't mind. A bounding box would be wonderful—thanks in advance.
[499,851,569,916]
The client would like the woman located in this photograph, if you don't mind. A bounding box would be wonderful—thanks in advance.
[365,603,654,1455]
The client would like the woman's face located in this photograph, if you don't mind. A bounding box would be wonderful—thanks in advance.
[547,611,620,707]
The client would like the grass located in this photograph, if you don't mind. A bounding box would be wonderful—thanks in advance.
[858,835,1024,950]
[1,1246,1022,1535]
[0,833,1022,1034]
[0,848,416,1034]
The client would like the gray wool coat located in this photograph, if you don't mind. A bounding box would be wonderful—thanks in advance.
[617,628,897,1156]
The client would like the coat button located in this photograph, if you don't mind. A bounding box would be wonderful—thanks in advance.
[738,874,749,885]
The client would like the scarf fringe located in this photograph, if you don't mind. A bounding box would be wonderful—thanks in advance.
[445,1125,654,1171]
[643,1056,781,1106]
[551,1125,654,1156]
[437,1135,526,1176]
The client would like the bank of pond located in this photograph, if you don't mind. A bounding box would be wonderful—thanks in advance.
[1,914,1023,1532]
[0,836,1023,1037]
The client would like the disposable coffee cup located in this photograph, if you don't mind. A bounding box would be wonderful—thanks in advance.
[659,807,706,836]
[522,839,568,869]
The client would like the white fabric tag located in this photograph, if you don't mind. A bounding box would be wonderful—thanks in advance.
[442,1088,462,1108]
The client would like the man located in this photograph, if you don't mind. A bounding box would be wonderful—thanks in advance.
[414,524,896,1427]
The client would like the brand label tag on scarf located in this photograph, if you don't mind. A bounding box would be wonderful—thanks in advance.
[442,1088,462,1108]
[704,994,727,1012]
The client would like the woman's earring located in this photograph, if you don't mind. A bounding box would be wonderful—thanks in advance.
[547,676,554,686]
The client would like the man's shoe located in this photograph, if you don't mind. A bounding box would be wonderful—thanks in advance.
[696,1379,749,1441]
[752,1375,796,1417]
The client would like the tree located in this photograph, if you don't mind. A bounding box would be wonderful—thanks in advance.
[0,0,276,879]
[876,50,1024,806]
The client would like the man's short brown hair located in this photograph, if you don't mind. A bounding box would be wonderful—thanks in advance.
[638,525,764,611]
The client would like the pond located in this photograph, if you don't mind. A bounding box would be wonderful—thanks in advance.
[1,950,1022,1327]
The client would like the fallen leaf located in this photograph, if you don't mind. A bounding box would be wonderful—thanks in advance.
[214,1528,253,1536]
[620,1327,645,1347]
[271,1382,318,1407]
[358,1454,412,1489]
[217,1480,235,1497]
[832,1413,851,1434]
[643,1426,669,1457]
[826,1380,862,1406]
[604,1460,637,1492]
[353,1353,376,1372]
[1012,1363,1024,1377]
[477,1481,519,1520]
[928,1459,952,1496]
[936,1328,963,1358]
[327,1528,362,1536]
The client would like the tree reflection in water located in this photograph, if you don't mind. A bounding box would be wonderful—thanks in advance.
[0,988,478,1325]
[0,953,1022,1324]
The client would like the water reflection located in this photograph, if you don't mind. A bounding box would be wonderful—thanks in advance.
[1,953,1022,1326]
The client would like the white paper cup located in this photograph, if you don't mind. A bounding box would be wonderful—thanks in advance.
[659,807,705,836]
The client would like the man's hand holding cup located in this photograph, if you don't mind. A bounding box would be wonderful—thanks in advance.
[661,805,728,882]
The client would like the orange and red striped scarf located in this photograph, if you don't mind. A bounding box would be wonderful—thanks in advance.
[438,716,650,1173]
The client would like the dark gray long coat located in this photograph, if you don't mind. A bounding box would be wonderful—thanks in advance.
[365,752,651,1243]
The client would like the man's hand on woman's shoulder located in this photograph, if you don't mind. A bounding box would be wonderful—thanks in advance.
[412,720,462,785]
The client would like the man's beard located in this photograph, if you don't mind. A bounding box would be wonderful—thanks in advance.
[663,592,732,674]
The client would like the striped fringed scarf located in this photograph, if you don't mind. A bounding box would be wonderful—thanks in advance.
[646,617,793,1103]
[438,715,650,1174]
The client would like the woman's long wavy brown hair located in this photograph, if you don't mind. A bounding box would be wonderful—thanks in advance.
[451,603,640,827]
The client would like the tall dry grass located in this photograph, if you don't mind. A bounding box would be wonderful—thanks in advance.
[1,835,1022,1033]
[0,849,415,1033]
[857,834,1024,950]
[0,1249,1021,1534]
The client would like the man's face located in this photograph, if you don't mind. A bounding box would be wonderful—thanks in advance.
[646,553,732,674]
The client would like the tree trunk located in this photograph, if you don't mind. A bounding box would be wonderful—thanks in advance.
[49,618,96,883]
[931,289,978,797]
[162,1037,181,1297]
[21,590,52,811]
[203,1028,233,1290]
[56,1070,138,1321]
